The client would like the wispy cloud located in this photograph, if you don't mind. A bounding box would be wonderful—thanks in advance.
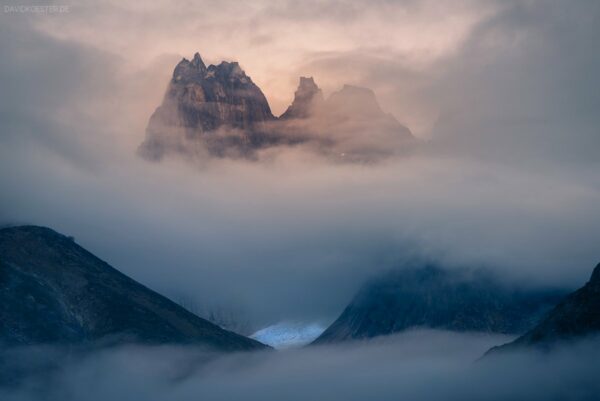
[0,0,599,327]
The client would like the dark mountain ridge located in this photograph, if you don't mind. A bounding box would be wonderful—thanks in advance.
[486,262,600,355]
[314,265,567,344]
[0,225,266,351]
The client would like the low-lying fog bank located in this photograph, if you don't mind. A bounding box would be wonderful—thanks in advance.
[2,330,600,401]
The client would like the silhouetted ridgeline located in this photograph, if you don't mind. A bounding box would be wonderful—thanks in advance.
[0,225,267,351]
[314,265,567,344]
[486,262,600,356]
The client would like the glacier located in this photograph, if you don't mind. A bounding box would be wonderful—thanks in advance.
[250,321,325,349]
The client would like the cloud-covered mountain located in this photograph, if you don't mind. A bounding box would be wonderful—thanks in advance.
[487,262,600,355]
[139,53,413,161]
[0,225,266,351]
[280,76,324,120]
[139,53,285,160]
[314,265,566,344]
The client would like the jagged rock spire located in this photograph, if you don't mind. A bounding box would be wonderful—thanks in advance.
[191,52,206,71]
[141,52,276,160]
[280,76,324,119]
[140,51,414,161]
[173,52,207,82]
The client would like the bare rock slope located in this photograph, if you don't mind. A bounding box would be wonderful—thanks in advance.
[140,52,413,161]
[0,225,266,351]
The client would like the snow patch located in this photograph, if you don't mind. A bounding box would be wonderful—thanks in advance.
[251,321,325,349]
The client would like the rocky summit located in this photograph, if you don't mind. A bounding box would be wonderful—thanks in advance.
[280,76,324,120]
[140,53,281,159]
[0,225,267,351]
[313,265,567,344]
[139,52,414,161]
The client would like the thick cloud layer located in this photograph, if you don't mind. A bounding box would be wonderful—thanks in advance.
[1,0,599,328]
[2,331,600,401]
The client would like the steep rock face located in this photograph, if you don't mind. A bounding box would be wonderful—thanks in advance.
[140,53,279,159]
[314,265,566,344]
[139,53,415,161]
[280,77,324,120]
[487,263,600,354]
[0,225,266,351]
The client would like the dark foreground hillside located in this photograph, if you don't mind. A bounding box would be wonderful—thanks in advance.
[0,225,266,351]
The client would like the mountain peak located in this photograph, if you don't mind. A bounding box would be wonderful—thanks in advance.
[325,84,384,118]
[298,76,317,89]
[173,53,251,83]
[141,52,414,161]
[280,76,324,119]
[340,84,375,96]
[141,52,276,160]
[297,77,322,99]
[191,52,206,70]
[332,85,378,106]
[173,54,205,82]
